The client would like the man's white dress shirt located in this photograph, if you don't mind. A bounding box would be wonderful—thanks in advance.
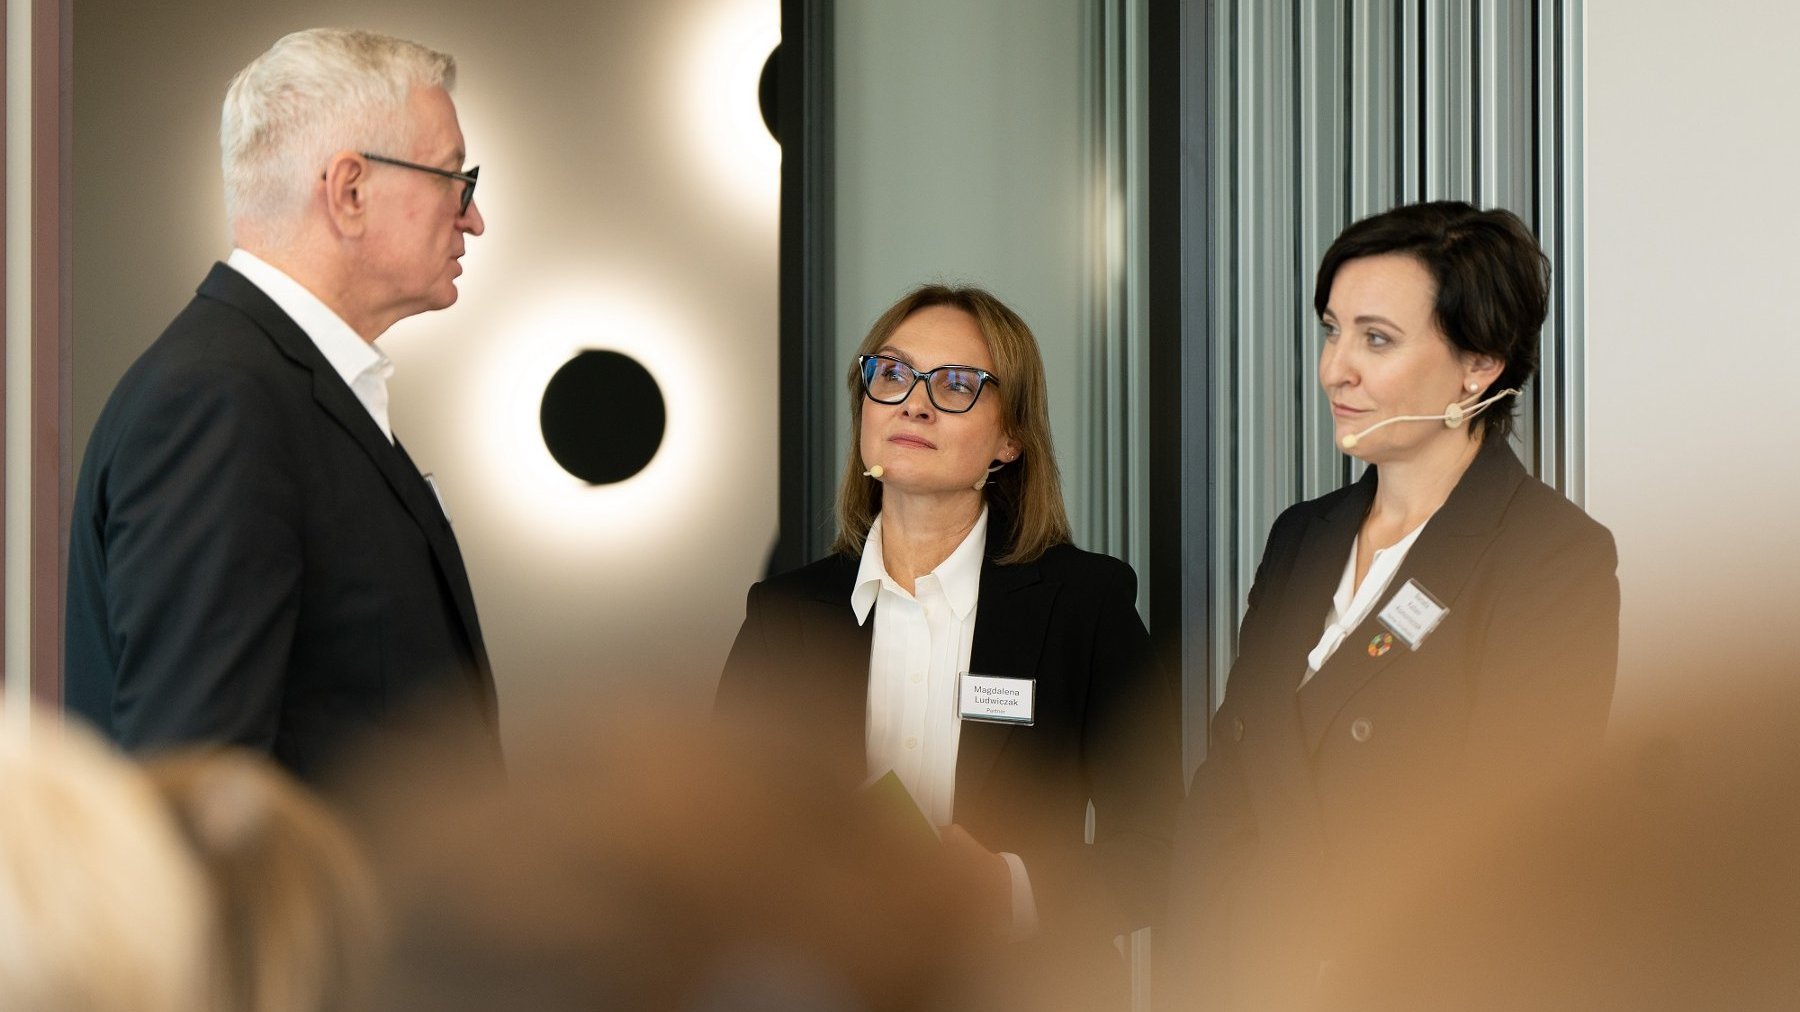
[227,248,396,443]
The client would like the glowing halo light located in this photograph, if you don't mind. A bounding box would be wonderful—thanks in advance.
[681,0,781,218]
[468,289,714,549]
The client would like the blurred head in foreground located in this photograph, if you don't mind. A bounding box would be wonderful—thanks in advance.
[0,715,209,1012]
[146,747,385,1012]
[348,698,991,1010]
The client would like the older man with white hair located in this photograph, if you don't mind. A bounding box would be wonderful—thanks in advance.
[66,28,496,781]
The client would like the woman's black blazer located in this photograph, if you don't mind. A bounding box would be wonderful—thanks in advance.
[717,540,1182,935]
[1168,434,1620,1006]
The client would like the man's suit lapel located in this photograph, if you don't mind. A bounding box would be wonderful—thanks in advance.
[956,556,1055,810]
[1296,437,1527,754]
[391,439,493,679]
[197,264,493,678]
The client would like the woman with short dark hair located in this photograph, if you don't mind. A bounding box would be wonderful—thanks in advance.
[1167,201,1620,1008]
[718,284,1179,971]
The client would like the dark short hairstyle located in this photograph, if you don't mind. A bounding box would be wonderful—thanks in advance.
[1312,200,1550,439]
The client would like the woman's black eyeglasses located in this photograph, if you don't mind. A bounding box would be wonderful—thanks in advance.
[858,354,999,413]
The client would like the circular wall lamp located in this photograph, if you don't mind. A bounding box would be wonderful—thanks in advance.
[758,43,780,142]
[539,350,666,485]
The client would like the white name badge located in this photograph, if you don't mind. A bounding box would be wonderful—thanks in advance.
[959,673,1036,725]
[1376,578,1448,651]
[422,473,453,525]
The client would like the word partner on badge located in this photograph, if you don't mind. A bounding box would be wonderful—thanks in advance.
[958,673,1036,726]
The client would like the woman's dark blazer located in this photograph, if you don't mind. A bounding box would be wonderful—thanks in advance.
[716,540,1182,936]
[1167,434,1619,1006]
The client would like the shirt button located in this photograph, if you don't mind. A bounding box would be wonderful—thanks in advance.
[905,736,918,750]
[1232,717,1245,743]
[911,672,923,684]
[1350,717,1373,743]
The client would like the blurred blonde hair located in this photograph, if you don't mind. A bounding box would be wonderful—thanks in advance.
[833,284,1072,565]
[0,716,209,1012]
[147,748,385,1012]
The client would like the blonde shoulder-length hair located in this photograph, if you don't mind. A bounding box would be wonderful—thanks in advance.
[831,284,1072,566]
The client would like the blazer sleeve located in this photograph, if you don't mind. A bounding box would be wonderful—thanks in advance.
[1465,513,1620,763]
[714,579,774,719]
[98,359,304,753]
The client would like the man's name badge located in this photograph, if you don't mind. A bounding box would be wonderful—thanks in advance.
[1376,578,1448,651]
[958,673,1036,726]
[422,472,453,525]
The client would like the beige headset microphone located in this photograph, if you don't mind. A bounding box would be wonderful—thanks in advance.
[1338,387,1521,450]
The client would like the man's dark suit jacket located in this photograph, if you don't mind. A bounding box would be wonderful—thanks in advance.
[66,263,498,782]
[716,539,1181,938]
[1166,434,1619,1008]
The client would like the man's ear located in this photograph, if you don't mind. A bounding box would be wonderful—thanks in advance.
[321,150,370,237]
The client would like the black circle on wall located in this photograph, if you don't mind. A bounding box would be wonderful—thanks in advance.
[539,350,666,485]
[759,43,781,143]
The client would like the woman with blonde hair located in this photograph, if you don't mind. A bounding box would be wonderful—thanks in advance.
[146,747,385,1012]
[718,284,1179,966]
[0,715,210,1012]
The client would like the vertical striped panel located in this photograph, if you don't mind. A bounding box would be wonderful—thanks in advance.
[1087,0,1152,612]
[1424,0,1475,200]
[1349,0,1399,220]
[1296,2,1350,504]
[1206,0,1242,704]
[1549,0,1586,503]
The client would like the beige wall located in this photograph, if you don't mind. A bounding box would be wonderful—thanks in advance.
[1586,0,1800,716]
[75,0,780,736]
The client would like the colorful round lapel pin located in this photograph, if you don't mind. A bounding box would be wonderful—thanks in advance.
[1367,632,1394,657]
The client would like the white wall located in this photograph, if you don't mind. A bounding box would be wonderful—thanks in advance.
[74,0,779,738]
[1586,0,1800,718]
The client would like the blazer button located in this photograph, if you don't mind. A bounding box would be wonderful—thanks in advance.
[1231,717,1245,743]
[1350,717,1373,743]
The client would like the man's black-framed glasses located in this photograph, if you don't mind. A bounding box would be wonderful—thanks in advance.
[361,153,480,214]
[858,354,999,413]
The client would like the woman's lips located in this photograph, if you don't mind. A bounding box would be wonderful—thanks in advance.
[1331,402,1369,418]
[888,434,936,450]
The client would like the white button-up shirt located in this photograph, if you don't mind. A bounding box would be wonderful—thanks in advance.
[226,248,396,443]
[854,509,986,828]
[853,508,1039,936]
[1302,520,1432,686]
